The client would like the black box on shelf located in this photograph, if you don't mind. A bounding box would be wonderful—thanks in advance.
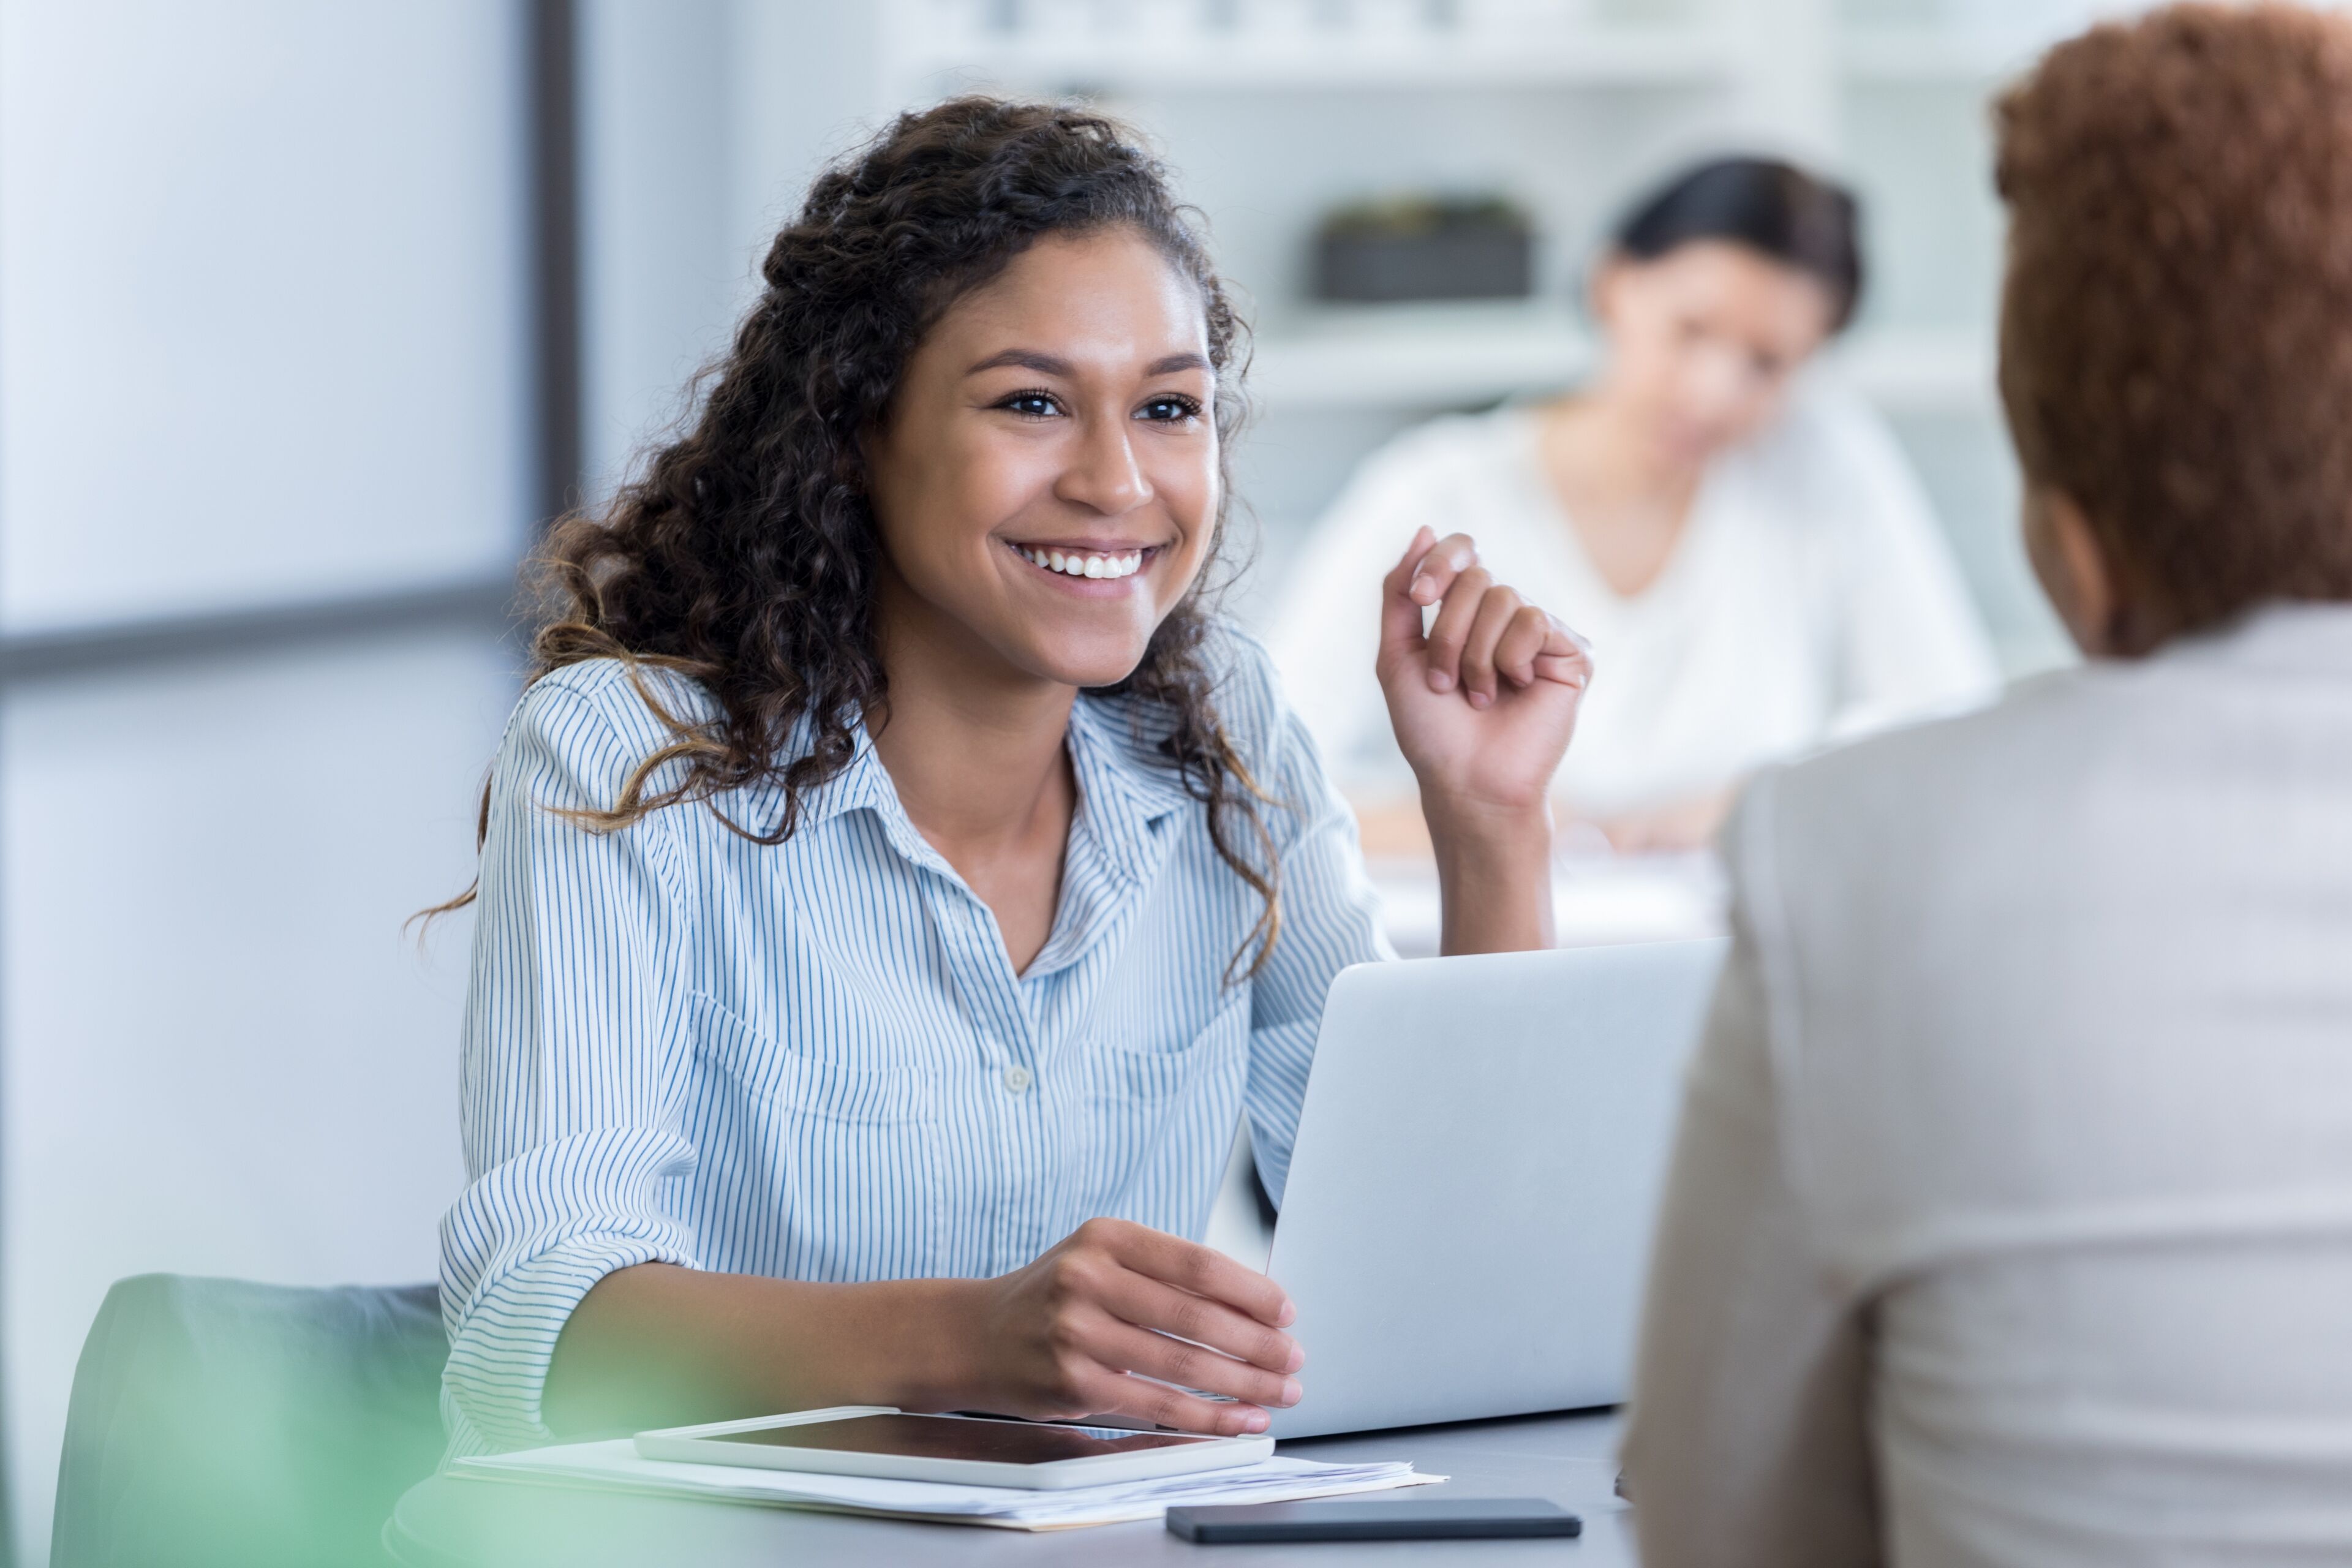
[1313,195,1535,303]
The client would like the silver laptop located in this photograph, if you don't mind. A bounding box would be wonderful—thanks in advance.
[1264,938,1727,1439]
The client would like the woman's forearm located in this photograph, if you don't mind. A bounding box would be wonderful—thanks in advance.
[543,1262,975,1435]
[541,1218,1303,1439]
[1427,798,1556,956]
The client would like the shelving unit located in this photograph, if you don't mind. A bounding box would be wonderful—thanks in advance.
[892,28,1741,91]
[1246,303,1591,412]
[1247,305,1992,413]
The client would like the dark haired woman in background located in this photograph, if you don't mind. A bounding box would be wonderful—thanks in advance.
[1276,157,1995,854]
[435,97,1589,1456]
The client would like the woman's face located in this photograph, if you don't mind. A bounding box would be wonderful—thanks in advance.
[864,227,1220,693]
[1592,239,1838,470]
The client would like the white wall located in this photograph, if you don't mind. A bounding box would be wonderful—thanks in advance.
[1,636,511,1566]
[575,0,883,500]
[577,0,737,495]
[0,3,533,1561]
[726,2,880,303]
[0,0,531,631]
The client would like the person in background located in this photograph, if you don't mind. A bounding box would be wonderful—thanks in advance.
[1274,157,1996,854]
[1623,7,2352,1563]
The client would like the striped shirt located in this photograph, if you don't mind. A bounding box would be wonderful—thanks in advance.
[438,626,1390,1453]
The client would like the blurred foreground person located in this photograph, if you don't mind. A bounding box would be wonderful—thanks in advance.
[1623,7,2352,1564]
[1275,157,1995,853]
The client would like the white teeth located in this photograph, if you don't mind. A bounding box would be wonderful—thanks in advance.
[1014,545,1148,579]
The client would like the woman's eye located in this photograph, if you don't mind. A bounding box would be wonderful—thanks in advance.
[997,390,1063,420]
[1136,394,1204,424]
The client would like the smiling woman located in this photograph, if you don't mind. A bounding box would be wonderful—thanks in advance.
[432,97,1591,1459]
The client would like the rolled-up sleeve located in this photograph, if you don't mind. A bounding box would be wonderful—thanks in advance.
[438,675,701,1449]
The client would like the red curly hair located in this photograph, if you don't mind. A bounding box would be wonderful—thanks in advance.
[1996,2,2352,641]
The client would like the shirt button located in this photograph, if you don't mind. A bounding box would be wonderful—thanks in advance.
[1002,1063,1033,1095]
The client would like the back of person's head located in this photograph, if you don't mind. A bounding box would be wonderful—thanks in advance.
[1611,157,1864,331]
[1997,2,2352,639]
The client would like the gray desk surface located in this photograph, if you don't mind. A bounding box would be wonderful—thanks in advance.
[384,1410,1634,1567]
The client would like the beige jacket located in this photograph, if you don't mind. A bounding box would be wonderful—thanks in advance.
[1623,604,2352,1566]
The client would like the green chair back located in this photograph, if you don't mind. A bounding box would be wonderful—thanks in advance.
[53,1273,447,1568]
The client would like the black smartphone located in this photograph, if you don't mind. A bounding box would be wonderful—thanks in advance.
[1166,1496,1581,1543]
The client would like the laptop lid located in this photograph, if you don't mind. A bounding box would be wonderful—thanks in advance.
[1264,938,1727,1439]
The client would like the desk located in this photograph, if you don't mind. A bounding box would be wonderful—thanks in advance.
[384,1410,1634,1567]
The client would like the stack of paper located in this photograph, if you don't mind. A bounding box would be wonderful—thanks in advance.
[454,1440,1440,1531]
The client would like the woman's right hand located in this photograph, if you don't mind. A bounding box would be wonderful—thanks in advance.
[947,1218,1304,1435]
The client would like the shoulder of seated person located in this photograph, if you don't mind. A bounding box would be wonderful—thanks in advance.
[1095,617,1286,757]
[1201,616,1288,720]
[1741,674,2082,845]
[1772,367,1880,440]
[1732,374,1897,488]
[1741,646,2268,886]
[518,656,721,745]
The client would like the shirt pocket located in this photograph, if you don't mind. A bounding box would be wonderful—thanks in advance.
[684,989,940,1282]
[1076,992,1252,1237]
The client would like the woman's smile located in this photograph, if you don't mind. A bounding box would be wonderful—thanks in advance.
[1003,537,1163,591]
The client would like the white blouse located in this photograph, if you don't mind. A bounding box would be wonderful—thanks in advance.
[1268,381,1999,816]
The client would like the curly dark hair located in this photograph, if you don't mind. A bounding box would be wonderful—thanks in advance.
[1996,2,2352,647]
[439,97,1283,973]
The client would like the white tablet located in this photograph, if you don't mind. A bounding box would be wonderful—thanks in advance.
[633,1406,1273,1490]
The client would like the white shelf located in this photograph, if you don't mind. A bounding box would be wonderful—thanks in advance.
[1248,304,1592,411]
[1245,304,1995,413]
[897,28,1740,92]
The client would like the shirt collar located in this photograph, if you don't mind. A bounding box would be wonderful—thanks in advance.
[1063,692,1198,886]
[755,693,1197,883]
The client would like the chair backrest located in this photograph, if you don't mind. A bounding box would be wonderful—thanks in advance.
[52,1274,448,1568]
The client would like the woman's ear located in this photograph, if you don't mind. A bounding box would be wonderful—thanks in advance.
[2023,486,2119,656]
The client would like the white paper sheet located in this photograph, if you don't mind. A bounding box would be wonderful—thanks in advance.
[453,1440,1441,1531]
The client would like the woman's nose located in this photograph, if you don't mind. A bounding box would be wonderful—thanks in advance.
[1054,415,1153,515]
[1675,347,1754,428]
[1696,343,1749,398]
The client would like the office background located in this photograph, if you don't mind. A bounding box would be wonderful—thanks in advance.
[0,1,2133,1561]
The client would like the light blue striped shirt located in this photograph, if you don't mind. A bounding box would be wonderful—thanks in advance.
[439,626,1390,1452]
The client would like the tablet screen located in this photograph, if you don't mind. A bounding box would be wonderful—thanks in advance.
[705,1412,1217,1465]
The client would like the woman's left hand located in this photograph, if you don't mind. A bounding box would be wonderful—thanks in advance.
[1376,526,1593,830]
